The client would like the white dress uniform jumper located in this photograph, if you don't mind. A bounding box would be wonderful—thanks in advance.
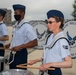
[42,31,70,75]
[9,19,37,69]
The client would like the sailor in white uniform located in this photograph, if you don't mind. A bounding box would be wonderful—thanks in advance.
[28,10,72,75]
[0,9,9,72]
[45,31,70,63]
[5,4,38,69]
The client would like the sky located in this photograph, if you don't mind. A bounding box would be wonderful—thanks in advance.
[0,0,74,21]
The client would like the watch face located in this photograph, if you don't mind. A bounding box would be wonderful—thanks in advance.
[64,20,76,58]
[31,21,48,49]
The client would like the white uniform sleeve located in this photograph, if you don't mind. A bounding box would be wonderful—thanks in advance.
[2,24,8,36]
[59,39,71,59]
[25,25,37,41]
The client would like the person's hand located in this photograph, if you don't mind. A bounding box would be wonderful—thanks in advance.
[28,59,39,65]
[4,43,10,49]
[11,46,21,52]
[39,63,51,71]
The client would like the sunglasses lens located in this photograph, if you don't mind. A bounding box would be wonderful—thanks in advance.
[48,21,52,24]
[49,21,52,24]
[48,21,56,24]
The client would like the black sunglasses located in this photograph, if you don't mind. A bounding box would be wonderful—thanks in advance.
[46,20,56,24]
[48,21,56,24]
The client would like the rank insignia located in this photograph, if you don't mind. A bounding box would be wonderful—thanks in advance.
[63,45,68,49]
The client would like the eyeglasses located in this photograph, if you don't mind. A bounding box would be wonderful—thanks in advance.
[47,21,56,24]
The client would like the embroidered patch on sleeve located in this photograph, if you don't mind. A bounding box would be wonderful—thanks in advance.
[63,45,68,49]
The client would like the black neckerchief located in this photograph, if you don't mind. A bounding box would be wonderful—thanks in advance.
[14,22,26,30]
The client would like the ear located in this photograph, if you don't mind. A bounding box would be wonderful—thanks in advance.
[57,22,61,28]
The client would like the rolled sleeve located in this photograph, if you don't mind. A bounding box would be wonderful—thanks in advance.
[25,26,37,41]
[60,39,71,59]
[2,24,8,36]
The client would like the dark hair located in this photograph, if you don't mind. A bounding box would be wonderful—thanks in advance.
[52,16,64,29]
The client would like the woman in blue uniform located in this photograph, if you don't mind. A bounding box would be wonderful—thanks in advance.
[0,9,9,71]
[5,4,38,69]
[28,10,72,75]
